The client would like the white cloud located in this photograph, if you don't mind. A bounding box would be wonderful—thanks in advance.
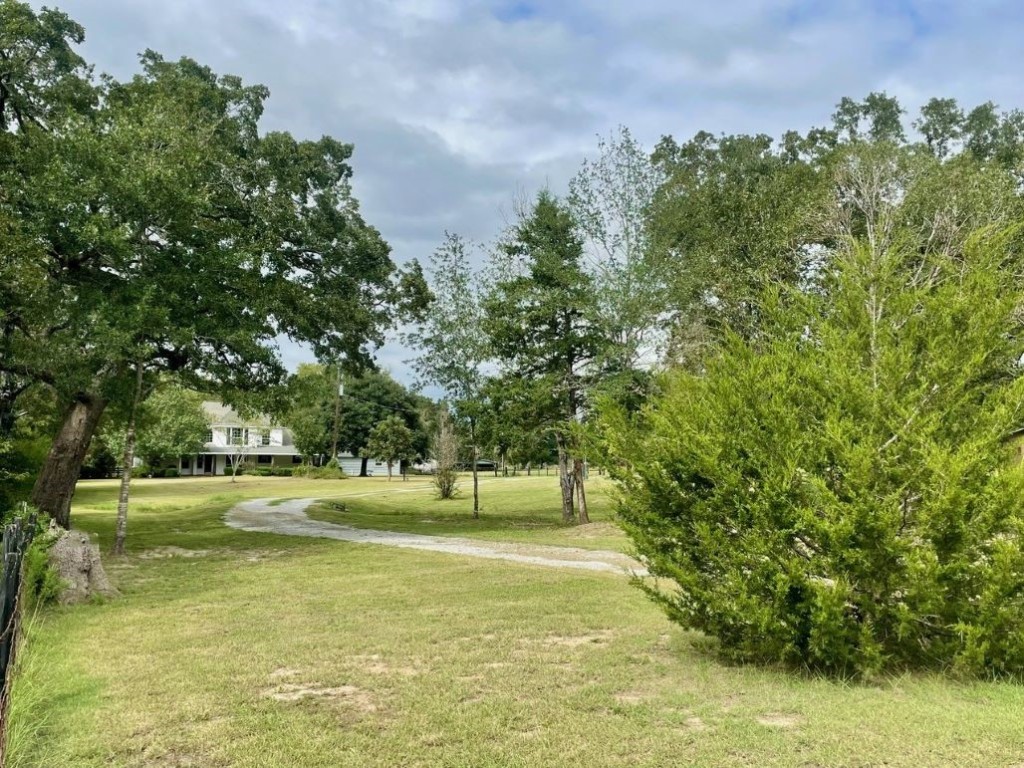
[47,0,1024,385]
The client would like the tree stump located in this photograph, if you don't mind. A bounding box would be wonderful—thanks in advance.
[47,524,117,604]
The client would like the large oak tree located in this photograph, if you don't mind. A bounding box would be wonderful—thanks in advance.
[1,3,423,526]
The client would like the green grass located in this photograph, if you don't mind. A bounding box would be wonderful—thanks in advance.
[306,473,627,552]
[9,475,1024,766]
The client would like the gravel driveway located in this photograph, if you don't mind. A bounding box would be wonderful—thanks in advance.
[225,496,645,575]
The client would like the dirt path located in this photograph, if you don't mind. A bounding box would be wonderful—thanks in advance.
[225,496,646,575]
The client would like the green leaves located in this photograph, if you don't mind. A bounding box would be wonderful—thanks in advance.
[0,0,91,132]
[101,385,207,469]
[608,233,1024,677]
[364,415,416,476]
[483,191,604,420]
[2,16,406,411]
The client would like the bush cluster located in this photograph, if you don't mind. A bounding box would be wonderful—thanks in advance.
[245,465,296,477]
[292,461,346,480]
[129,466,179,479]
[606,238,1024,677]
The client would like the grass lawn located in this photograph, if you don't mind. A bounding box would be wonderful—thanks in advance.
[10,474,1024,767]
[306,473,627,552]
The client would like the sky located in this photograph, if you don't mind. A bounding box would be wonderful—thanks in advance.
[49,0,1024,386]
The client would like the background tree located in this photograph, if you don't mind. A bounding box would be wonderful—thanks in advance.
[102,385,208,470]
[648,91,1024,369]
[404,232,489,517]
[364,415,415,481]
[568,126,669,373]
[285,364,334,463]
[484,191,604,523]
[339,371,425,473]
[432,406,459,499]
[225,432,253,484]
[284,366,425,471]
[649,130,828,359]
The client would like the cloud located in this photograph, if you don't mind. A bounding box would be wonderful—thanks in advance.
[50,0,1024,386]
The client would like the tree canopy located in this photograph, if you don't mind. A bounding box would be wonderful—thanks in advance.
[0,1,425,524]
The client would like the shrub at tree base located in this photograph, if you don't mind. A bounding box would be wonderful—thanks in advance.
[23,528,62,609]
[606,236,1024,677]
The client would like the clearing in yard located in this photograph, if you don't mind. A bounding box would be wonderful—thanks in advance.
[10,474,1024,767]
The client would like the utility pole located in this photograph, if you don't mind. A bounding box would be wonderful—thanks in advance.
[330,363,344,463]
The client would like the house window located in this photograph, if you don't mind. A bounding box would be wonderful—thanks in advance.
[229,427,245,445]
[180,456,190,470]
[293,455,303,464]
[204,429,213,444]
[259,430,271,446]
[257,455,273,465]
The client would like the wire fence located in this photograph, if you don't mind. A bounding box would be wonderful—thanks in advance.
[0,507,37,767]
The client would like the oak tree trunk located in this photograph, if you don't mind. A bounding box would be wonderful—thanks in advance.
[31,393,108,529]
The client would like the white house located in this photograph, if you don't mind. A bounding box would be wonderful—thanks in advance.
[178,402,302,476]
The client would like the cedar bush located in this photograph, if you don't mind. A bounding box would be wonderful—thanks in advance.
[605,235,1024,677]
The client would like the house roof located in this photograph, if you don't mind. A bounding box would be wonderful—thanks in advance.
[202,401,275,428]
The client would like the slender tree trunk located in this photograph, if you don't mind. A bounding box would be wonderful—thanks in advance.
[331,364,342,461]
[360,457,368,477]
[470,419,479,519]
[387,460,393,481]
[114,364,145,555]
[574,458,590,525]
[555,434,575,524]
[31,392,108,529]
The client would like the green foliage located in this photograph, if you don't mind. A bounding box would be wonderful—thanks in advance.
[404,233,486,408]
[567,126,669,374]
[22,529,61,609]
[130,466,179,479]
[484,191,604,428]
[102,385,208,469]
[0,0,91,132]
[432,408,460,500]
[650,92,1024,363]
[0,3,426,523]
[364,416,415,479]
[292,461,346,480]
[0,505,62,610]
[246,465,296,478]
[286,364,426,462]
[478,374,555,468]
[607,234,1024,677]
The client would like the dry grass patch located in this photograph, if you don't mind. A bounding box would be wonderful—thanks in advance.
[756,713,804,729]
[262,683,377,711]
[539,630,616,648]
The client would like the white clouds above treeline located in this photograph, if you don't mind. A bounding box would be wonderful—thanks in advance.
[48,0,1024,379]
